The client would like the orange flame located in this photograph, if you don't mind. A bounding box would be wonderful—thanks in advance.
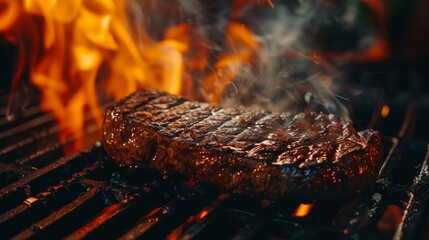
[201,22,259,104]
[0,0,260,150]
[381,105,390,118]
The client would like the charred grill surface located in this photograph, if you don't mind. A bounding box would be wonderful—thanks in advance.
[102,88,383,200]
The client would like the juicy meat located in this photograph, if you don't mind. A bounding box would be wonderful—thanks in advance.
[102,88,383,200]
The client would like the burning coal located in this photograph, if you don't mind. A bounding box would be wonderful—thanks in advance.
[0,0,389,149]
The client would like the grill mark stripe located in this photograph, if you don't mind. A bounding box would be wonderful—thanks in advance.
[150,101,201,125]
[199,111,266,147]
[173,108,225,142]
[133,95,184,113]
[125,95,167,116]
[167,106,220,139]
[192,109,239,143]
[225,113,272,150]
[130,98,186,121]
[244,113,292,160]
[155,105,213,138]
[114,90,156,110]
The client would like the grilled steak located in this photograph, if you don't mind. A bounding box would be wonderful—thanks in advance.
[102,88,383,201]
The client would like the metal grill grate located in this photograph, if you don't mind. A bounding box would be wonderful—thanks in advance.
[1,89,429,240]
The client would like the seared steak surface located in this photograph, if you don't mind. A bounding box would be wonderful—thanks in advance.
[102,88,383,200]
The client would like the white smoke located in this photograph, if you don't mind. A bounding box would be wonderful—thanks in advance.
[126,0,373,118]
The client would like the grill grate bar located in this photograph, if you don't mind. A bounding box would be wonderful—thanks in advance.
[0,104,44,130]
[0,117,98,164]
[64,197,141,240]
[15,142,64,168]
[0,113,56,143]
[0,101,109,164]
[168,193,232,240]
[119,182,217,239]
[11,186,104,240]
[63,181,170,240]
[0,91,41,121]
[0,180,87,239]
[0,145,101,214]
[394,144,429,240]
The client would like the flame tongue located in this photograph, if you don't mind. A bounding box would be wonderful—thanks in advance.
[0,0,185,150]
[202,22,259,104]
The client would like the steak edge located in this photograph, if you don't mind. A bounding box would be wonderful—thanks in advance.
[102,88,383,201]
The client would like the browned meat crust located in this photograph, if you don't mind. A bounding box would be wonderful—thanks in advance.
[102,88,383,201]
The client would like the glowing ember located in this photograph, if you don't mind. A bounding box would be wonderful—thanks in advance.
[381,105,390,118]
[293,203,314,217]
[198,209,210,219]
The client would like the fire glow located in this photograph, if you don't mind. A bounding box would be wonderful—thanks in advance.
[293,203,314,218]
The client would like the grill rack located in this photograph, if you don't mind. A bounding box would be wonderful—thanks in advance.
[1,90,429,240]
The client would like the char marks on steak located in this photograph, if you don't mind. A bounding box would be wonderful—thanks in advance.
[102,88,383,200]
